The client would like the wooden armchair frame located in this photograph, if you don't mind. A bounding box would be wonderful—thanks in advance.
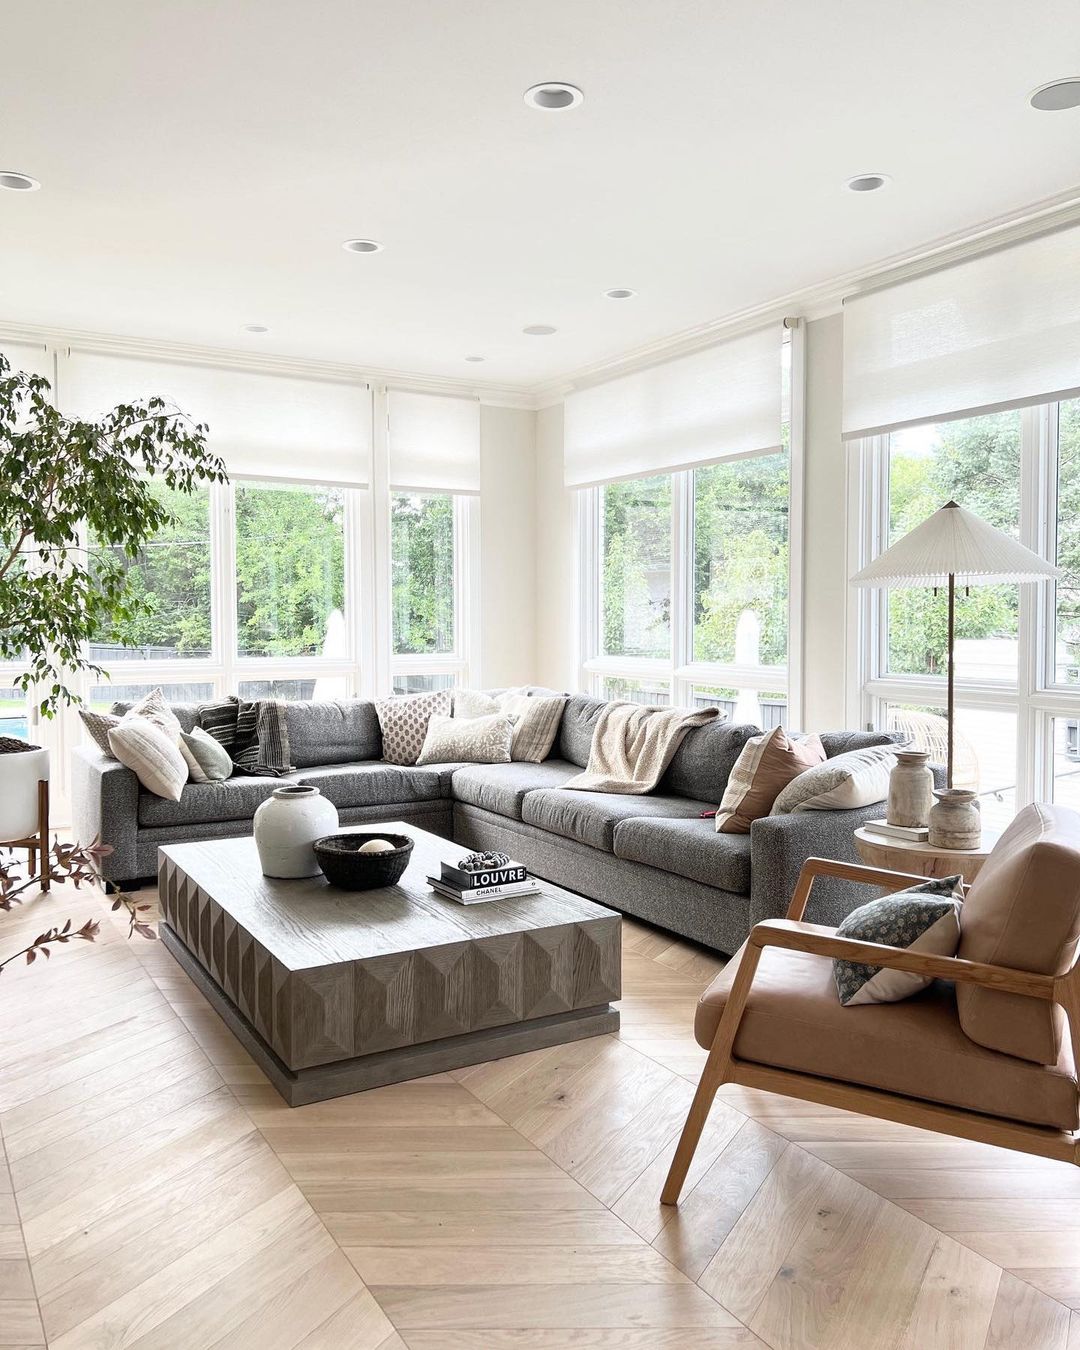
[661,856,1080,1206]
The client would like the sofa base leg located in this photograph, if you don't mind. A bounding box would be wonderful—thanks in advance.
[104,878,153,895]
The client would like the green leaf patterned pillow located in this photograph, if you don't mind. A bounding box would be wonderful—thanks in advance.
[833,876,963,1006]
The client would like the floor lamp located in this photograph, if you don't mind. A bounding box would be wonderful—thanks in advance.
[851,501,1059,841]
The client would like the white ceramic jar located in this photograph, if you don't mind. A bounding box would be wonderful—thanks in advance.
[253,784,338,878]
[0,741,49,843]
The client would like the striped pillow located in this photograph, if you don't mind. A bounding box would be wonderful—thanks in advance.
[107,716,188,801]
[498,694,566,763]
[232,699,293,776]
[198,695,240,750]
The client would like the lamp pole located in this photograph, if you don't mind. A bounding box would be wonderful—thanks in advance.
[946,572,955,790]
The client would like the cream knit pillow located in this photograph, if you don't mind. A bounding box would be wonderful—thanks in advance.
[108,717,188,802]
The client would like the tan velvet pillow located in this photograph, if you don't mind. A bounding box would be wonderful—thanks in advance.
[957,803,1080,1066]
[715,726,826,834]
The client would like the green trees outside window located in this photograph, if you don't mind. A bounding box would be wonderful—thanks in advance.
[601,476,671,659]
[392,492,455,656]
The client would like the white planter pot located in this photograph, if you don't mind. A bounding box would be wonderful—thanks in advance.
[0,742,49,843]
[253,784,338,879]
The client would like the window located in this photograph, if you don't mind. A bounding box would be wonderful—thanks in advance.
[857,398,1080,818]
[391,492,455,656]
[89,482,212,662]
[88,681,214,712]
[693,452,788,667]
[601,476,672,660]
[235,482,345,659]
[886,413,1021,680]
[600,676,671,706]
[392,673,456,695]
[0,683,28,739]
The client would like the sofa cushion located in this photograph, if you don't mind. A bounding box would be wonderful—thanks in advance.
[661,720,761,802]
[696,942,1078,1131]
[613,816,752,894]
[137,774,296,828]
[451,760,580,820]
[557,694,608,768]
[522,787,713,853]
[957,803,1080,1066]
[284,699,382,768]
[294,761,447,808]
[819,730,903,758]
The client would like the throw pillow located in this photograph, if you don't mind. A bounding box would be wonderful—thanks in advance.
[416,712,513,765]
[120,687,182,741]
[79,709,120,756]
[833,876,964,1006]
[232,700,294,776]
[454,688,500,719]
[498,692,566,763]
[198,694,240,750]
[771,744,898,814]
[715,726,826,834]
[178,726,233,783]
[375,690,453,765]
[107,717,188,802]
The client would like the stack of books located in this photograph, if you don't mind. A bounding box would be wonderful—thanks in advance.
[427,857,540,905]
[865,819,930,842]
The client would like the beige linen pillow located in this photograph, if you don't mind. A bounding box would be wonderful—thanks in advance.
[715,726,826,834]
[107,717,188,801]
[416,713,513,765]
[497,693,566,763]
[771,745,897,814]
[122,687,182,741]
[375,690,453,765]
[453,689,501,718]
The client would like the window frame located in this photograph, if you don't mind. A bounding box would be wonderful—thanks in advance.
[576,323,803,722]
[850,398,1080,811]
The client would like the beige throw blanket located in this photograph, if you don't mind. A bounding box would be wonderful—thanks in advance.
[562,703,720,794]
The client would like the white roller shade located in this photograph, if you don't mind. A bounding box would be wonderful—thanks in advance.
[62,350,372,486]
[843,224,1080,440]
[563,325,783,488]
[0,340,53,384]
[387,389,481,494]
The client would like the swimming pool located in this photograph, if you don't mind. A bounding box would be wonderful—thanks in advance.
[0,717,29,741]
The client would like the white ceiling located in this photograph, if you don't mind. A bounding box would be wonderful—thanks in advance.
[3,0,1080,391]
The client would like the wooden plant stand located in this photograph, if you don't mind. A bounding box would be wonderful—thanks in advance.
[2,779,50,891]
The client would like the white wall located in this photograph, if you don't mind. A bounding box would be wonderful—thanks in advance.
[800,313,849,730]
[479,403,538,687]
[533,402,578,692]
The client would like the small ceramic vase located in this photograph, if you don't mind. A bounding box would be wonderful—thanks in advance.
[253,784,338,878]
[927,787,982,850]
[887,750,934,828]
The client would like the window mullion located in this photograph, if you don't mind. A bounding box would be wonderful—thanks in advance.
[671,469,692,705]
[212,479,236,695]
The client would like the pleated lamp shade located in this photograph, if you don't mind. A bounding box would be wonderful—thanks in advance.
[851,501,1061,589]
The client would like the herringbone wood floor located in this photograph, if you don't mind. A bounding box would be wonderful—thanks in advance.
[4,879,1080,1349]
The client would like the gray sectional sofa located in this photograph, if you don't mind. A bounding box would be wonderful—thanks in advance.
[72,693,906,955]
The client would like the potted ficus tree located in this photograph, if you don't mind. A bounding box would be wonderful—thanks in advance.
[0,351,227,973]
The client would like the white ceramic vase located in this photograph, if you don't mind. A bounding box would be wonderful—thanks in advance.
[0,741,49,843]
[253,784,337,879]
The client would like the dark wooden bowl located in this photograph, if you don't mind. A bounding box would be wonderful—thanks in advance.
[313,833,414,890]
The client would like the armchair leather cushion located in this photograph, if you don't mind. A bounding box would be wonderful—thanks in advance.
[957,804,1080,1066]
[696,941,1078,1130]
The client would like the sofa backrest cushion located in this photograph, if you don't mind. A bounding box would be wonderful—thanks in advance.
[662,720,762,801]
[558,694,608,767]
[957,802,1080,1065]
[284,699,382,767]
[819,730,903,758]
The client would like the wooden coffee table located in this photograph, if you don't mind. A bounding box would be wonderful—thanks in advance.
[158,822,621,1105]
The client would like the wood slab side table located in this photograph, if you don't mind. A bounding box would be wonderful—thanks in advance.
[854,824,998,888]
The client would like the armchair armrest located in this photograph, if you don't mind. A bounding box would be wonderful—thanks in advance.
[786,855,937,921]
[749,919,1057,1002]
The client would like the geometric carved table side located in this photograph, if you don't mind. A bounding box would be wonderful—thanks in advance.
[158,821,621,1105]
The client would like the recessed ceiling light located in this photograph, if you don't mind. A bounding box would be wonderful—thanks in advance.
[0,171,40,192]
[845,173,891,193]
[604,288,637,300]
[1030,78,1080,111]
[241,324,270,334]
[523,82,583,112]
[464,355,486,363]
[523,324,557,336]
[341,238,384,253]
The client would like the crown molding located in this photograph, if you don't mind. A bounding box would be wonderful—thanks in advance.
[528,183,1080,404]
[0,320,542,408]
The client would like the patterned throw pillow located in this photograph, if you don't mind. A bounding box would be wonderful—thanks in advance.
[375,690,453,765]
[833,876,963,1006]
[416,713,513,765]
[771,745,898,814]
[497,693,566,763]
[79,709,120,756]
